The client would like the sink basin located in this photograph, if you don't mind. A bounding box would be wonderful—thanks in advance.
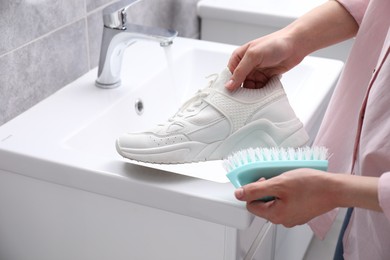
[0,37,343,229]
[64,44,233,160]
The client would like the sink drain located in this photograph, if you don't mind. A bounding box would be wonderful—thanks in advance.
[134,99,144,115]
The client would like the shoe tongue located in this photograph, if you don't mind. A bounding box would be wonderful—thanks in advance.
[206,68,284,102]
[209,67,232,91]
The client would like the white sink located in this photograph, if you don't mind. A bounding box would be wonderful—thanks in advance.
[0,37,343,230]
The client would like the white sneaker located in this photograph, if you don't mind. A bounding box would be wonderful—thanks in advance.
[116,68,309,163]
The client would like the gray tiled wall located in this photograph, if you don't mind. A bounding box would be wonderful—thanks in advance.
[0,0,200,126]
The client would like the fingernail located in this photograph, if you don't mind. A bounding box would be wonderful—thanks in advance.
[235,187,244,199]
[225,79,234,90]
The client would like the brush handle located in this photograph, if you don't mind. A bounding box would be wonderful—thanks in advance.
[226,160,328,189]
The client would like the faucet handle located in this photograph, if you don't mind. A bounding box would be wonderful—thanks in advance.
[103,0,141,29]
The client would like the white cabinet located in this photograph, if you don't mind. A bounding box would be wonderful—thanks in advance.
[0,170,280,260]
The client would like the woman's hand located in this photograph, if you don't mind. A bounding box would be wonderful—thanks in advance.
[225,0,358,91]
[225,30,304,90]
[234,169,380,227]
[234,169,338,227]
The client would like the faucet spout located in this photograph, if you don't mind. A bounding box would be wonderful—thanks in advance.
[95,0,178,88]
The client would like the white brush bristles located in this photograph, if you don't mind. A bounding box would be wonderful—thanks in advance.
[223,146,329,172]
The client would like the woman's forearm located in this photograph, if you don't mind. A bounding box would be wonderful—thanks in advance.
[283,0,359,58]
[330,174,381,212]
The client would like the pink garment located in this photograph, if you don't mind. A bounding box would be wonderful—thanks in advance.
[309,0,390,259]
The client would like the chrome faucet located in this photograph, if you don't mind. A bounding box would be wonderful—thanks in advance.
[95,0,178,88]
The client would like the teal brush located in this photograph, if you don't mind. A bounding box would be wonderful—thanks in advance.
[223,146,329,189]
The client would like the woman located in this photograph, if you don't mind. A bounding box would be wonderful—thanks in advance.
[225,0,390,259]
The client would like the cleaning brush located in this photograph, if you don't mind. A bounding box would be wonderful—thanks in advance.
[223,146,329,189]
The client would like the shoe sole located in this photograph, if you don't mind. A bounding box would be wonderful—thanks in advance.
[116,118,309,164]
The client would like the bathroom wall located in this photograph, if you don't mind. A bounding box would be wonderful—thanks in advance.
[0,0,200,126]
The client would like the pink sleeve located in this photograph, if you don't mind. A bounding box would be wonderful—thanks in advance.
[378,172,390,221]
[308,208,339,240]
[336,0,370,25]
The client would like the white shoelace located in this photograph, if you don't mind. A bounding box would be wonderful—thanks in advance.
[159,74,219,126]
